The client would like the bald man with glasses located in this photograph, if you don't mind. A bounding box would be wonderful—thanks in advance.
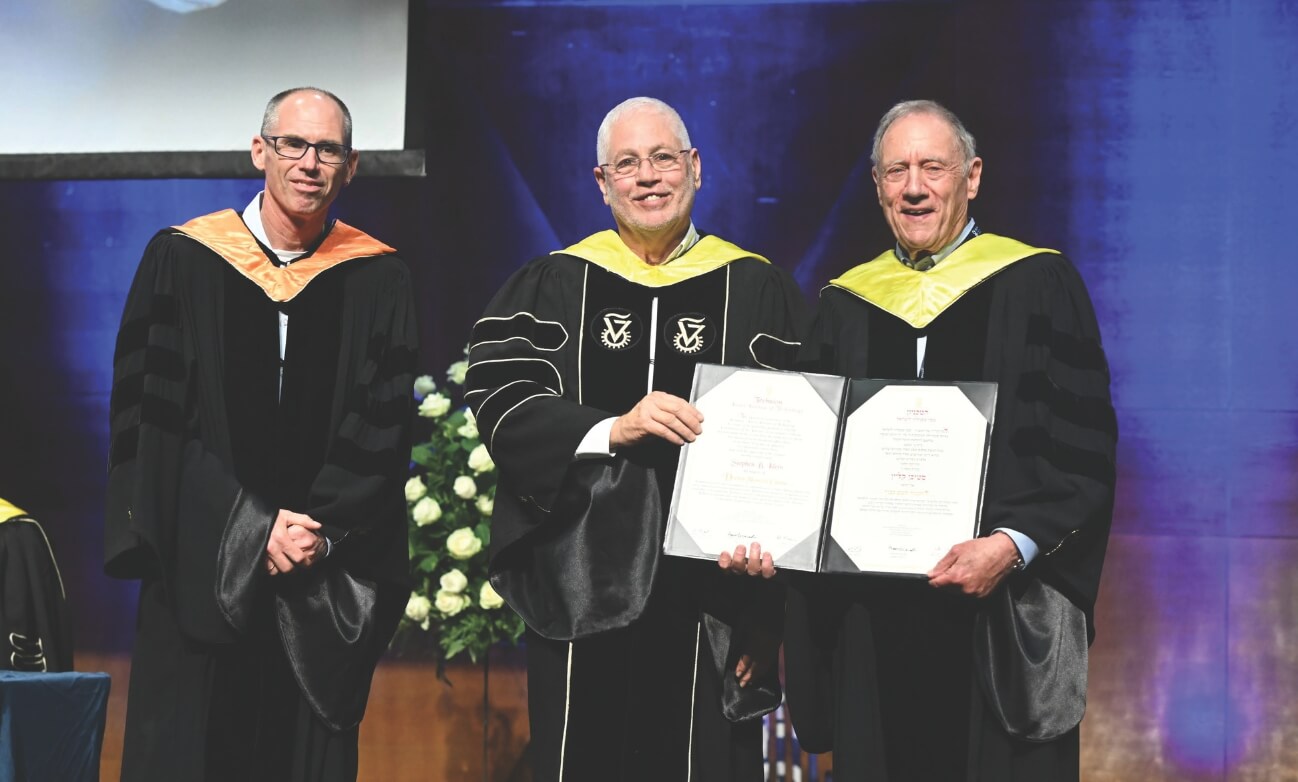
[106,87,417,782]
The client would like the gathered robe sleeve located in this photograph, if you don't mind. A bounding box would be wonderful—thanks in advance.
[465,258,634,640]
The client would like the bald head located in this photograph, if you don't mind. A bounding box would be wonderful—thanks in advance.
[262,87,353,147]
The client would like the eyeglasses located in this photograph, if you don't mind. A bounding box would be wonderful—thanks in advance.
[262,135,352,166]
[879,161,963,185]
[599,149,692,179]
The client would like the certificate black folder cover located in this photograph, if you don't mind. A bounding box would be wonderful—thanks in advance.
[664,364,997,576]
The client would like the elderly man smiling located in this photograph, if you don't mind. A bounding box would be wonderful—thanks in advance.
[465,97,805,781]
[784,99,1118,781]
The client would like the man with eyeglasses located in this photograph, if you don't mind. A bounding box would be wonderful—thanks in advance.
[106,87,416,781]
[782,100,1116,781]
[465,96,805,780]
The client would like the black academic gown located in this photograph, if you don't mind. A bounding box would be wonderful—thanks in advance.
[466,231,806,782]
[105,210,417,782]
[785,235,1117,782]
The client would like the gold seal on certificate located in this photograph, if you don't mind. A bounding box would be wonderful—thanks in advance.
[664,364,997,576]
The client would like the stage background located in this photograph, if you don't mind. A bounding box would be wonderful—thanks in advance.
[1,1,1295,779]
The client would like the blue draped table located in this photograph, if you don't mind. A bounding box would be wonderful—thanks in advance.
[0,671,110,782]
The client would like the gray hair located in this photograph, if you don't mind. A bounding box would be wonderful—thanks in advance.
[261,87,353,147]
[596,97,692,164]
[870,100,977,173]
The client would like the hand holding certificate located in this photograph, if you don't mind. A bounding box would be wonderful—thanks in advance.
[664,364,997,577]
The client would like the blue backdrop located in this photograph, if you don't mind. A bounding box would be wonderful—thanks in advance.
[1,1,1295,777]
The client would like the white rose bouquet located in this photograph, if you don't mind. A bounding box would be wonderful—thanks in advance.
[397,352,524,670]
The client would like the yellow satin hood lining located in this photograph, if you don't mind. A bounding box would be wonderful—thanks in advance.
[0,497,27,523]
[554,230,768,287]
[828,234,1059,329]
[173,210,396,302]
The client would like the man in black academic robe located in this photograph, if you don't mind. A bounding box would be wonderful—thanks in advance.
[784,101,1116,781]
[466,97,805,781]
[105,88,416,782]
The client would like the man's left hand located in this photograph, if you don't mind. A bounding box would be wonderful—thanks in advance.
[718,542,776,579]
[926,531,1020,598]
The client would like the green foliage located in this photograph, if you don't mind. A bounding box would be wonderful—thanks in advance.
[396,361,525,667]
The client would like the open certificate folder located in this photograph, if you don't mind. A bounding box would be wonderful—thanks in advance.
[664,364,997,576]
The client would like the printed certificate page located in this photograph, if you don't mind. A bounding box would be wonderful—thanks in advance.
[827,383,991,575]
[667,367,840,571]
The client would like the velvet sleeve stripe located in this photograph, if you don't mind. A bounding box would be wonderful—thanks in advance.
[109,388,188,456]
[1015,371,1118,436]
[108,348,186,416]
[364,336,418,381]
[327,430,408,477]
[1024,314,1109,374]
[341,385,413,430]
[1010,425,1116,486]
[112,294,179,350]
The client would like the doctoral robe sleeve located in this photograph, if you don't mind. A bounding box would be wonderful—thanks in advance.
[465,258,647,640]
[465,259,611,524]
[972,254,1117,741]
[105,235,277,645]
[982,254,1117,616]
[303,257,418,573]
[273,256,418,732]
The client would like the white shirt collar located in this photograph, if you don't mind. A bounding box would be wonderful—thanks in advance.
[242,192,307,266]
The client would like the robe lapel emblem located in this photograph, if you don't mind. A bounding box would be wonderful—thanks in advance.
[666,313,714,355]
[594,308,639,350]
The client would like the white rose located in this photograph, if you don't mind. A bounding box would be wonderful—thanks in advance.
[456,418,479,440]
[404,476,427,502]
[435,589,470,617]
[439,568,468,594]
[467,443,495,474]
[447,360,469,386]
[475,495,494,517]
[446,527,483,560]
[452,475,477,499]
[413,375,437,397]
[405,593,432,623]
[412,497,442,527]
[479,581,505,610]
[418,393,451,418]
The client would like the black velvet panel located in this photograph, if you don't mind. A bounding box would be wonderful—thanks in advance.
[579,265,731,410]
[223,263,281,506]
[865,306,919,379]
[278,268,346,512]
[580,268,656,414]
[925,281,994,381]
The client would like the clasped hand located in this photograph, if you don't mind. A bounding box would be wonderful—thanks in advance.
[265,509,326,576]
